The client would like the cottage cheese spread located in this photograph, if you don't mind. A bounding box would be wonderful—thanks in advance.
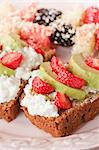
[0,47,43,80]
[15,67,31,80]
[21,71,59,117]
[21,94,59,117]
[15,47,43,80]
[21,46,43,70]
[0,75,20,103]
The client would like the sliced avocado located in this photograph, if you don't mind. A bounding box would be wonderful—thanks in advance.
[40,62,86,100]
[9,33,26,50]
[0,63,14,76]
[0,32,26,51]
[69,54,99,89]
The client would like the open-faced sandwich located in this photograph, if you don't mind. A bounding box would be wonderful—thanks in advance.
[20,5,99,137]
[0,2,99,138]
[0,3,57,122]
[0,2,78,122]
[20,53,99,137]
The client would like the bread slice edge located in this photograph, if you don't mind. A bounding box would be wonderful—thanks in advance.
[0,80,27,122]
[20,93,99,137]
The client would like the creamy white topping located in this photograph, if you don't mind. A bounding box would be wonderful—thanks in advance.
[47,92,56,100]
[15,67,31,80]
[15,47,43,80]
[21,46,43,70]
[0,75,20,103]
[27,69,42,86]
[0,47,43,80]
[21,94,59,117]
[21,71,59,117]
[31,69,41,79]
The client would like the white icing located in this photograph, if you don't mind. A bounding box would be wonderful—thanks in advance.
[0,75,20,103]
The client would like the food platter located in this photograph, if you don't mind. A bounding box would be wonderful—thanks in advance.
[0,1,99,150]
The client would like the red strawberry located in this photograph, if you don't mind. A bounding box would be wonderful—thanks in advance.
[32,76,54,94]
[94,10,99,24]
[57,68,85,89]
[51,56,66,75]
[51,56,85,89]
[19,23,54,53]
[54,92,72,110]
[82,6,99,24]
[95,29,99,51]
[85,57,99,70]
[34,47,45,56]
[1,52,23,70]
[26,39,45,55]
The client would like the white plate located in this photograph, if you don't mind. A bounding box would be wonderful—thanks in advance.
[0,1,99,150]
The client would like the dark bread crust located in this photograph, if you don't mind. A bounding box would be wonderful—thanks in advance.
[44,48,56,61]
[0,80,27,122]
[20,93,99,137]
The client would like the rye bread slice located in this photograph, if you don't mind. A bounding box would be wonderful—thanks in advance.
[20,93,99,137]
[0,80,27,122]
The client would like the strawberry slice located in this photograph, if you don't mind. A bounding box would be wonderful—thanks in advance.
[51,56,85,89]
[34,47,45,56]
[26,39,45,55]
[19,22,54,55]
[57,68,85,89]
[85,57,99,70]
[51,56,66,75]
[32,76,54,94]
[1,52,23,70]
[81,6,99,24]
[94,10,99,24]
[54,92,72,110]
[95,29,99,51]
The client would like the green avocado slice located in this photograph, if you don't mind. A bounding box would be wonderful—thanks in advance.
[69,54,99,89]
[0,63,14,76]
[40,62,86,100]
[0,32,26,51]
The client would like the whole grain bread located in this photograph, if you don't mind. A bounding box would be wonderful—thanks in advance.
[0,80,27,122]
[20,93,99,137]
